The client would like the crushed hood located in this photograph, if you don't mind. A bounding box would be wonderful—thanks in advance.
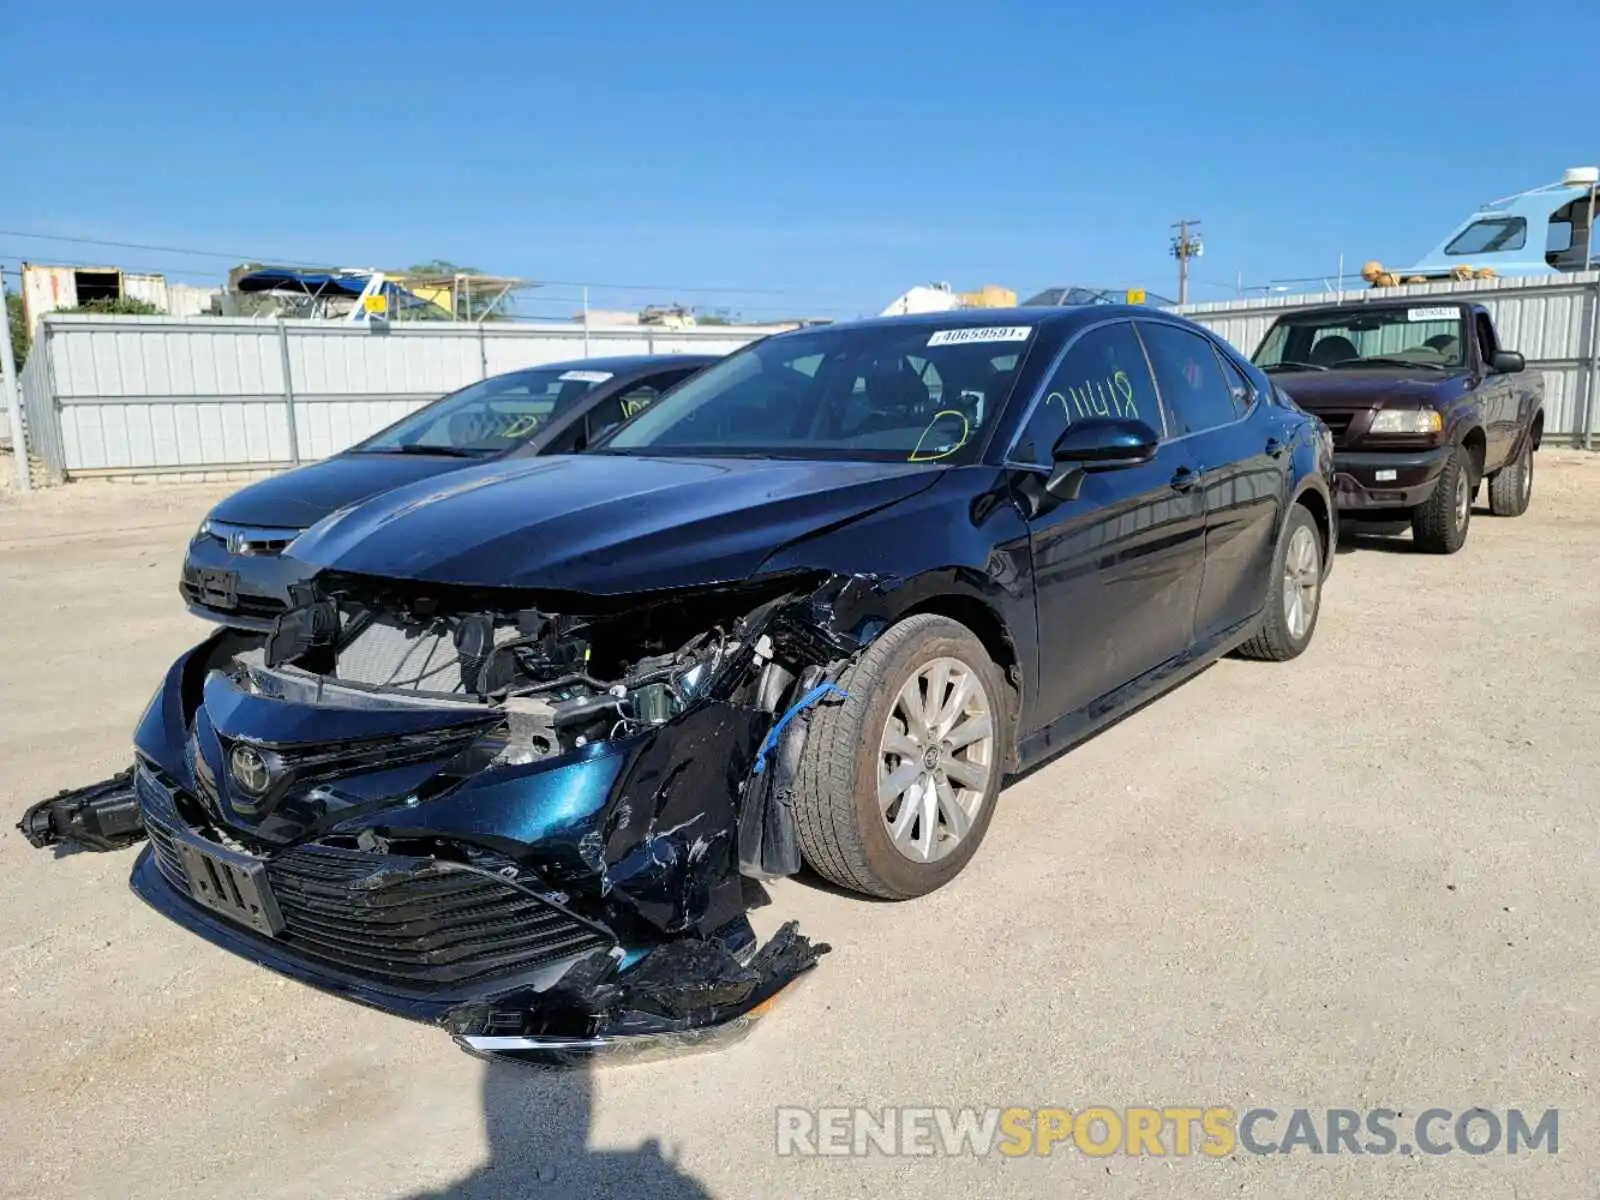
[1275,368,1465,411]
[284,454,944,594]
[207,452,471,529]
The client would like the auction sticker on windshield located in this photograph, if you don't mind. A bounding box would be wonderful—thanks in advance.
[927,326,1033,347]
[1407,307,1459,322]
[560,369,614,383]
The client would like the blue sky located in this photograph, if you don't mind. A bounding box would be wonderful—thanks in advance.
[2,0,1595,319]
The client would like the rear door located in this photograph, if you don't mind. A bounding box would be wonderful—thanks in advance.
[1012,320,1207,723]
[1137,321,1284,643]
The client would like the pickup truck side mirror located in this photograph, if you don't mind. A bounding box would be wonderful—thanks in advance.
[1046,418,1161,499]
[1491,350,1525,375]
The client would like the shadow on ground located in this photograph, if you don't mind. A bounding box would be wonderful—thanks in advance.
[409,1060,713,1199]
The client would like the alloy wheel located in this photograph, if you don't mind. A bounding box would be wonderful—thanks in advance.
[877,657,995,863]
[1283,524,1321,641]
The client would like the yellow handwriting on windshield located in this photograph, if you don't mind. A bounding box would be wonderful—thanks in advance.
[500,414,541,439]
[908,409,972,462]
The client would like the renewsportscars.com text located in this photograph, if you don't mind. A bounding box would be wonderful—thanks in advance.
[775,1106,1558,1158]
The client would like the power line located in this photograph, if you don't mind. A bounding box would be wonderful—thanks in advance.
[0,226,809,298]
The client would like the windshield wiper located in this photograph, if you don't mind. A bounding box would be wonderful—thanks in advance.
[368,444,492,458]
[1262,361,1329,373]
[1355,356,1447,371]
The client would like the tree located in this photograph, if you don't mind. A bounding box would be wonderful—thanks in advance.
[59,297,164,316]
[5,292,25,370]
[404,260,483,277]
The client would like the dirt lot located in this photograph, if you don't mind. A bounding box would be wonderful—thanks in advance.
[3,455,1599,1199]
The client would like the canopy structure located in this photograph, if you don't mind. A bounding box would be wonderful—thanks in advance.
[227,265,532,321]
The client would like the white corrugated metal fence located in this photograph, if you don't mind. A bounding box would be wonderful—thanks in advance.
[19,316,771,484]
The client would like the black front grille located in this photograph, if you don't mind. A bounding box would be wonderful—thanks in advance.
[135,767,612,988]
[1318,410,1357,441]
[139,769,192,890]
[267,846,612,986]
[179,581,287,619]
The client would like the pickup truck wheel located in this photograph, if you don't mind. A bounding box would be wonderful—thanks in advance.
[1237,505,1322,662]
[792,614,1006,899]
[1487,441,1533,517]
[1411,446,1471,554]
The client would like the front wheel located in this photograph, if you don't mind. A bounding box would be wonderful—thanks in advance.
[1237,504,1323,662]
[1411,446,1471,554]
[792,614,1007,899]
[1488,441,1533,517]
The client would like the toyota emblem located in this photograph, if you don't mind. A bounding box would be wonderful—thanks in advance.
[229,744,273,796]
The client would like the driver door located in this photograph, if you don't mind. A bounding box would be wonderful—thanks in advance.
[1011,320,1207,725]
[1472,311,1518,467]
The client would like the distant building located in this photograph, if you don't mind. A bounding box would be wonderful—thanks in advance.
[1022,285,1176,308]
[20,263,218,326]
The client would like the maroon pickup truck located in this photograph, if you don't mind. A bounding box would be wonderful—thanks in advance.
[1250,300,1543,553]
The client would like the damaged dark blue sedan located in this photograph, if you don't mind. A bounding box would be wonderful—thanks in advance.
[23,307,1335,1062]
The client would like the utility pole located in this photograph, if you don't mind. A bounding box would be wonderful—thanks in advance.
[0,267,28,492]
[1171,219,1203,307]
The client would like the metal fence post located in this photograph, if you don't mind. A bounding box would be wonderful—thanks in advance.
[1587,279,1600,451]
[478,322,488,380]
[0,270,29,491]
[277,318,302,464]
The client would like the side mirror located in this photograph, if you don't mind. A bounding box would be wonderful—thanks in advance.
[1045,418,1160,499]
[1491,350,1525,375]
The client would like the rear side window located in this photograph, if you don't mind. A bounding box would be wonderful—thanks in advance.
[1010,321,1160,467]
[1213,349,1256,419]
[1137,323,1240,437]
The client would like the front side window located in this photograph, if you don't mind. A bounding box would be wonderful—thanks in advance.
[356,366,615,455]
[1010,322,1160,466]
[1252,308,1466,373]
[1137,323,1239,437]
[599,323,1036,463]
[1445,217,1527,255]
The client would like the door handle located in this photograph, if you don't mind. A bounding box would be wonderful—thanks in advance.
[1265,436,1285,458]
[1170,466,1198,493]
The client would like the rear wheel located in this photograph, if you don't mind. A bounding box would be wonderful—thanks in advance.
[1488,441,1533,517]
[1411,446,1471,554]
[1237,504,1323,662]
[792,614,1007,899]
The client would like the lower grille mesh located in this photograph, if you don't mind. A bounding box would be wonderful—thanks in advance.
[135,768,612,987]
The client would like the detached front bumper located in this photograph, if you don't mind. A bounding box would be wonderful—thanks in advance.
[1332,447,1449,511]
[128,763,826,1062]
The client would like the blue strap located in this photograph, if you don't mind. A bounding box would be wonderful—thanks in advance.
[752,683,848,776]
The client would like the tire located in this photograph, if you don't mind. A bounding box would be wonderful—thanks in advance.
[1487,440,1533,517]
[792,614,1008,899]
[1237,504,1324,662]
[1410,446,1471,554]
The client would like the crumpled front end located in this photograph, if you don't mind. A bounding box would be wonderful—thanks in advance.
[110,571,881,1061]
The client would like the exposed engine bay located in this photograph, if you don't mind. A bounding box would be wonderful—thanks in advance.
[23,569,887,1063]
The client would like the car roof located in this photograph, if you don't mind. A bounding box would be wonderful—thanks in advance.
[772,305,1185,341]
[497,353,722,377]
[1268,300,1475,318]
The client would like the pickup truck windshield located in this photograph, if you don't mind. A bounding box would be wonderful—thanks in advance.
[354,367,614,455]
[1253,308,1467,373]
[596,324,1033,463]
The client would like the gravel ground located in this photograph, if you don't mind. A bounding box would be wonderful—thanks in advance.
[2,456,1599,1199]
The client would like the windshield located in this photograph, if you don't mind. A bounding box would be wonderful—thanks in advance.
[1445,217,1527,255]
[355,366,615,454]
[596,323,1035,462]
[1252,307,1467,372]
